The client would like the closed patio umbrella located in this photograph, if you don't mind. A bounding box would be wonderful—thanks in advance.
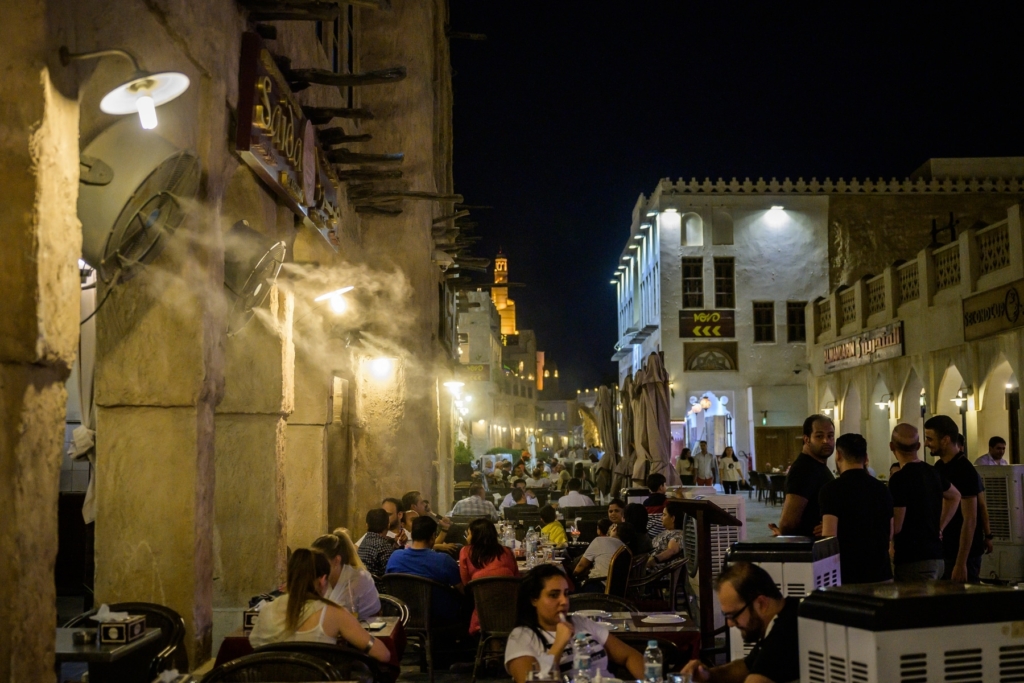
[636,352,679,486]
[630,366,649,485]
[612,374,635,495]
[594,386,619,496]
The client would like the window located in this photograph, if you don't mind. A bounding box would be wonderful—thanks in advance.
[714,258,735,308]
[712,210,734,245]
[753,302,775,343]
[682,257,704,308]
[787,301,807,343]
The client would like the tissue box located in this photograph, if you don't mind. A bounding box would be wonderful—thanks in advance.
[98,615,147,644]
[243,609,260,634]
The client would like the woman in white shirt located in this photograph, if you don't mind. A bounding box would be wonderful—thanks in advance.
[505,565,644,683]
[718,446,746,495]
[312,531,381,620]
[248,548,391,663]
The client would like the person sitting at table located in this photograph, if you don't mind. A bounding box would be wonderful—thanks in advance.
[459,518,521,634]
[644,473,669,537]
[311,532,381,620]
[386,516,462,585]
[526,466,552,489]
[572,463,594,493]
[573,519,633,592]
[558,478,595,507]
[623,504,654,555]
[680,562,799,683]
[500,479,540,510]
[505,564,645,683]
[607,498,626,525]
[449,483,500,521]
[248,548,391,662]
[539,505,568,545]
[650,501,686,565]
[357,508,398,577]
[505,487,540,513]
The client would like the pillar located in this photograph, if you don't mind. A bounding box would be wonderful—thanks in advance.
[285,350,332,549]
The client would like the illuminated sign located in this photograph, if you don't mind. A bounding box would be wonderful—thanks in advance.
[823,322,904,373]
[457,364,490,382]
[962,278,1024,341]
[679,310,736,338]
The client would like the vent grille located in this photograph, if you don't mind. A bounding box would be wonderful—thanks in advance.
[829,654,848,682]
[983,476,1011,540]
[944,648,983,683]
[1000,644,1024,683]
[807,650,825,683]
[900,652,926,683]
[851,660,869,682]
[786,583,807,597]
[814,568,840,589]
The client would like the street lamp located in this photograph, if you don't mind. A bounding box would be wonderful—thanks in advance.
[951,386,971,456]
[875,393,894,417]
[821,400,836,416]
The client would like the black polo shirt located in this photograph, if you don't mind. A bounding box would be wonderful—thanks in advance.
[934,453,985,560]
[819,468,893,584]
[889,461,949,564]
[784,453,834,536]
[744,597,800,683]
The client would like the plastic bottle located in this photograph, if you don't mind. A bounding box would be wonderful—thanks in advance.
[643,640,663,683]
[572,632,592,683]
[525,528,538,567]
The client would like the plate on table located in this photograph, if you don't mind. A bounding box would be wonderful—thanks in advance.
[573,610,612,619]
[642,614,686,625]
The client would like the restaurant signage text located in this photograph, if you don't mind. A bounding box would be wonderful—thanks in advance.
[679,310,736,338]
[457,364,490,382]
[236,32,341,246]
[962,278,1024,342]
[823,322,904,373]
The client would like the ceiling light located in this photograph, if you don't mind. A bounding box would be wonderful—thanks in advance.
[640,222,652,229]
[770,205,785,211]
[609,280,617,284]
[622,256,630,261]
[61,47,189,130]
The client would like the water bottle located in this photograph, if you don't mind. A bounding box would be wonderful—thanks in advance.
[573,633,592,683]
[525,529,538,567]
[643,640,663,683]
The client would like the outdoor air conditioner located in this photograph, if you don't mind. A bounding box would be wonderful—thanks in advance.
[977,464,1024,581]
[223,220,287,335]
[798,582,1024,683]
[78,118,200,283]
[680,493,747,637]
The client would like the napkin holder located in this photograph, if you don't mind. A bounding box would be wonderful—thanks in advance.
[243,609,260,634]
[98,614,147,644]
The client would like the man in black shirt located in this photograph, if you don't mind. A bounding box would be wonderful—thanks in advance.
[888,423,961,581]
[770,414,835,537]
[819,433,893,583]
[925,415,984,582]
[680,562,799,683]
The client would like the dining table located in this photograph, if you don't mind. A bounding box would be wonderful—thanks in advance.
[55,626,163,683]
[583,611,701,661]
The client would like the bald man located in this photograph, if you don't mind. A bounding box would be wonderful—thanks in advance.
[888,424,962,581]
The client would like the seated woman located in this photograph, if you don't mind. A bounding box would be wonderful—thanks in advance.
[459,518,521,634]
[539,505,568,546]
[505,564,644,683]
[623,504,654,555]
[248,548,391,663]
[311,531,381,620]
[650,501,687,564]
[573,520,636,592]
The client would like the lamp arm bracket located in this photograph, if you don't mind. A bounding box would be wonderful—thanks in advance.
[60,46,143,72]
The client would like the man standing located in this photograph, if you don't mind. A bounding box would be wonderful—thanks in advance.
[926,415,985,582]
[770,414,835,537]
[448,483,500,521]
[818,433,893,584]
[888,424,961,581]
[975,436,1009,466]
[680,563,800,683]
[693,441,718,486]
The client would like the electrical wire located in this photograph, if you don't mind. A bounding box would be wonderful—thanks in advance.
[80,271,120,326]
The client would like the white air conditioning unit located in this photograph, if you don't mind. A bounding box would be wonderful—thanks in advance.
[798,582,1024,683]
[977,464,1024,582]
[680,493,746,638]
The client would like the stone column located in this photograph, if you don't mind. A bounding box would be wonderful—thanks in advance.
[285,350,332,548]
[0,14,81,679]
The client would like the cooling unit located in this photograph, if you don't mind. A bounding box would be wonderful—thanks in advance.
[78,118,200,283]
[223,220,287,335]
[977,464,1024,582]
[798,582,1024,683]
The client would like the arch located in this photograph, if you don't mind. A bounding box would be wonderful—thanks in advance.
[936,363,966,421]
[681,212,703,247]
[978,353,1016,412]
[867,375,894,468]
[712,209,734,245]
[977,356,1015,457]
[840,380,861,436]
[897,368,926,461]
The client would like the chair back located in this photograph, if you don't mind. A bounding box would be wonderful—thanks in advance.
[378,593,409,626]
[605,545,633,597]
[560,506,608,523]
[467,577,522,636]
[528,488,550,507]
[576,519,598,543]
[203,651,342,682]
[255,642,392,683]
[379,573,449,633]
[451,514,489,527]
[628,552,649,586]
[64,601,188,675]
[568,593,638,614]
[502,506,541,525]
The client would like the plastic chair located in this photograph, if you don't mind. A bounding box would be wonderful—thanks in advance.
[64,601,187,678]
[467,577,522,683]
[256,641,397,683]
[378,593,409,626]
[379,573,464,683]
[604,545,634,597]
[568,593,638,614]
[202,651,342,682]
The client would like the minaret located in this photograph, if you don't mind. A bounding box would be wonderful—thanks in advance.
[491,250,517,336]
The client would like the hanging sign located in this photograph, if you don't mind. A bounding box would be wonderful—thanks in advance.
[236,31,341,247]
[679,310,735,338]
[457,364,490,382]
[823,322,904,373]
[962,278,1024,342]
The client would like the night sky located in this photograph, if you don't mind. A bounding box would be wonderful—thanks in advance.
[448,4,1024,394]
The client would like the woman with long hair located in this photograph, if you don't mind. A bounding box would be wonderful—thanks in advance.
[459,518,520,634]
[311,531,381,620]
[650,501,687,564]
[248,548,391,662]
[504,565,644,683]
[718,446,745,494]
[675,448,695,485]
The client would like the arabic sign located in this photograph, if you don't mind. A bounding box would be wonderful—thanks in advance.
[823,322,904,373]
[236,32,341,246]
[962,278,1024,342]
[457,364,490,382]
[679,310,735,338]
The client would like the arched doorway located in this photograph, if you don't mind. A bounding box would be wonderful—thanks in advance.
[978,358,1017,463]
[840,381,861,436]
[867,375,894,471]
[936,363,970,456]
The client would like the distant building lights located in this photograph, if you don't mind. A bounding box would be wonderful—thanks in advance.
[633,235,644,240]
[663,208,678,213]
[640,222,652,229]
[628,244,638,250]
[646,211,658,217]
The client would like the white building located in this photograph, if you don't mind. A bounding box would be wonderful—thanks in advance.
[613,179,829,467]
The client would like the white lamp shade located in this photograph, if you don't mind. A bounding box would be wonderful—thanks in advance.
[100,72,190,115]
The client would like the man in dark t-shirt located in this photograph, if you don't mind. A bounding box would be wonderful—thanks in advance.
[770,414,835,537]
[681,562,799,683]
[819,433,893,584]
[888,423,962,581]
[925,415,984,582]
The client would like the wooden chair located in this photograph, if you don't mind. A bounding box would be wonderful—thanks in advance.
[467,577,522,683]
[378,594,409,626]
[203,651,342,682]
[604,545,633,597]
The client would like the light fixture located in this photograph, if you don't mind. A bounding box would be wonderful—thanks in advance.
[640,222,652,229]
[821,400,836,416]
[617,265,626,270]
[1007,383,1016,390]
[314,286,355,315]
[621,256,631,261]
[646,211,658,217]
[609,280,618,284]
[761,411,768,426]
[628,244,639,250]
[663,208,678,213]
[770,205,784,211]
[443,380,464,397]
[951,387,970,410]
[633,235,644,240]
[365,357,396,381]
[875,393,894,410]
[60,47,190,130]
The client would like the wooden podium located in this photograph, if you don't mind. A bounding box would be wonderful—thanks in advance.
[672,498,743,654]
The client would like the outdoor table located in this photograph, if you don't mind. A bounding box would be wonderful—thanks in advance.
[214,615,406,669]
[55,626,163,683]
[597,612,700,660]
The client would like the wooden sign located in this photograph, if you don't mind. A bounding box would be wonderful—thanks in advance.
[823,322,904,373]
[236,32,341,246]
[679,310,735,338]
[962,278,1024,342]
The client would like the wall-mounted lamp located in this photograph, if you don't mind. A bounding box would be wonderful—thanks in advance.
[609,280,618,285]
[633,235,644,241]
[640,222,652,229]
[951,387,971,412]
[875,393,894,411]
[443,380,465,397]
[770,205,785,211]
[365,357,396,381]
[314,286,355,314]
[60,47,189,130]
[628,244,639,250]
[761,410,768,426]
[821,400,836,416]
[646,211,658,217]
[663,208,678,214]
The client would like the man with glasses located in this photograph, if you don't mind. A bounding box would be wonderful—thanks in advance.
[680,562,799,683]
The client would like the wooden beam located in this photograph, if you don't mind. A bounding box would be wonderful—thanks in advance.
[303,106,375,124]
[355,191,463,203]
[288,67,407,88]
[432,210,470,225]
[333,169,402,181]
[355,205,403,216]
[244,1,341,21]
[326,150,404,164]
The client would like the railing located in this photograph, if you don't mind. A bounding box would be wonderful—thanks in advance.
[897,261,919,306]
[818,300,831,337]
[933,242,961,291]
[866,276,885,315]
[977,219,1010,276]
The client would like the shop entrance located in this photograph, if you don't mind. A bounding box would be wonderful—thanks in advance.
[754,426,803,471]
